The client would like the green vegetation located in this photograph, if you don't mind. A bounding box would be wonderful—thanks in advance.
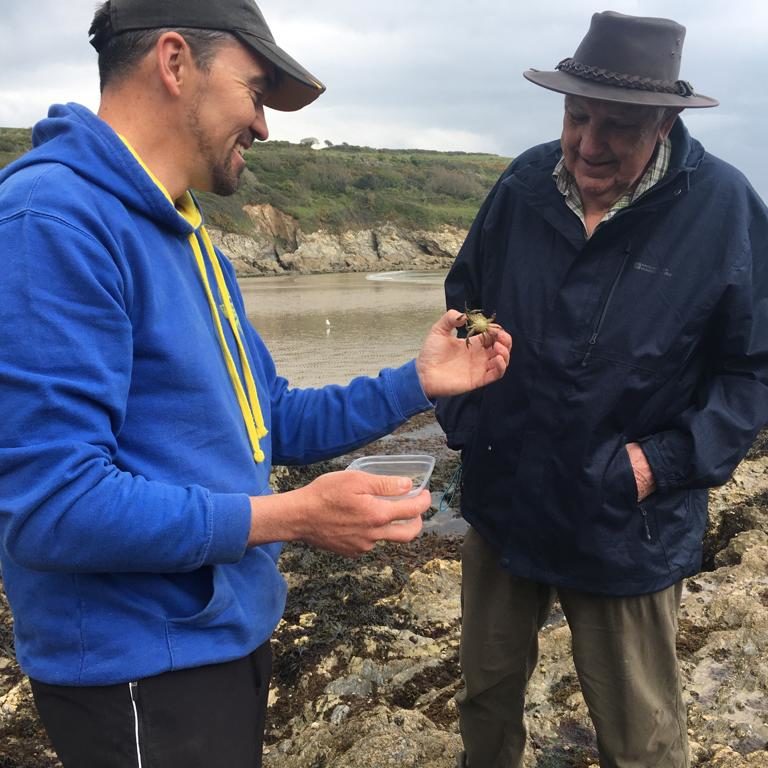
[200,141,511,234]
[0,128,510,233]
[0,128,32,170]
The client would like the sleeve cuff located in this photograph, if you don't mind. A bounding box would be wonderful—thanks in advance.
[204,492,252,564]
[639,434,683,493]
[387,360,434,418]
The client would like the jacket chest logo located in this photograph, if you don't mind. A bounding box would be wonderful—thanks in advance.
[633,261,672,278]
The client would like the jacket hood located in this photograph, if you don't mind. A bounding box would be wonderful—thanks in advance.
[0,102,194,237]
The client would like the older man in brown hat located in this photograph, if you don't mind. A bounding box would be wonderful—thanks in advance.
[438,10,768,768]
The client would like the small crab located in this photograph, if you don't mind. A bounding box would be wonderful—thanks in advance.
[462,306,498,348]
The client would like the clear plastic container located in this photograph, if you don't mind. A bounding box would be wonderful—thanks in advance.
[345,454,436,498]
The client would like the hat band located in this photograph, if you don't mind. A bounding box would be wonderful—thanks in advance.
[556,58,695,97]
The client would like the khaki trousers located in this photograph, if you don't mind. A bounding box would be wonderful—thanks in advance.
[456,527,689,768]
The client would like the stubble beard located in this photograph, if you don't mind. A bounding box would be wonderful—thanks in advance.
[187,94,242,197]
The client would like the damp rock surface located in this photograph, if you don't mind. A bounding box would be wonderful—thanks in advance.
[265,419,768,768]
[2,416,767,767]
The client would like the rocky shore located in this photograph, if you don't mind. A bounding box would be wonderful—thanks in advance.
[207,204,466,276]
[1,415,767,767]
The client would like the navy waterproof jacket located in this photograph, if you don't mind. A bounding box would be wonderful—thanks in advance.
[437,119,768,596]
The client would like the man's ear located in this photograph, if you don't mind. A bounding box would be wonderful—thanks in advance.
[659,107,683,140]
[154,32,195,98]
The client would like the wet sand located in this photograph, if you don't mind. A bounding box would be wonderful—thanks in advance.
[240,271,447,388]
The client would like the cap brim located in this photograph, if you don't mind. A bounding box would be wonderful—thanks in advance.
[523,69,718,109]
[235,31,326,112]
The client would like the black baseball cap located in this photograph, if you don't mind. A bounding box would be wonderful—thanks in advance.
[89,0,326,111]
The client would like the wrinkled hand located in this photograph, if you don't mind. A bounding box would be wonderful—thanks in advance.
[250,470,427,557]
[626,442,656,501]
[416,310,512,398]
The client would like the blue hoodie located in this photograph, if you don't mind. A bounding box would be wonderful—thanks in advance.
[0,103,431,685]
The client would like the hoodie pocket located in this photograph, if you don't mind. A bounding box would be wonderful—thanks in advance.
[166,566,233,628]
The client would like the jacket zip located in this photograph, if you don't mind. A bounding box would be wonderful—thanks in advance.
[128,681,144,768]
[574,169,691,365]
[639,503,652,542]
[581,244,632,366]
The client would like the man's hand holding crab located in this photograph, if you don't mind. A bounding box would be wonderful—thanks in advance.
[416,309,511,398]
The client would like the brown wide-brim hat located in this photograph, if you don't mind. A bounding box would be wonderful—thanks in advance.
[524,11,718,109]
[91,0,326,112]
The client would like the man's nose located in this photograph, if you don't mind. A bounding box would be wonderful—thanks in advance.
[251,106,269,142]
[578,123,607,159]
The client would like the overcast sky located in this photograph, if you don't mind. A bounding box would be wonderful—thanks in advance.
[1,1,766,198]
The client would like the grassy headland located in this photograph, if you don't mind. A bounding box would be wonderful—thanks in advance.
[0,128,510,234]
[0,128,32,170]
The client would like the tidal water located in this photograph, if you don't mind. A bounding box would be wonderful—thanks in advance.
[241,269,467,534]
[240,271,448,388]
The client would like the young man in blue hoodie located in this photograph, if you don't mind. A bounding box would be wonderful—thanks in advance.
[0,1,512,765]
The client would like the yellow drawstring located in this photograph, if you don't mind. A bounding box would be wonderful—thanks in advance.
[116,133,267,462]
[189,230,268,463]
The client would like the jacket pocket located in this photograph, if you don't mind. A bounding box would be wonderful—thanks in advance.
[435,391,481,451]
[457,426,488,510]
[640,488,697,570]
[601,442,638,509]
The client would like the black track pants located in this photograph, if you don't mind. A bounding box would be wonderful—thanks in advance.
[30,642,272,768]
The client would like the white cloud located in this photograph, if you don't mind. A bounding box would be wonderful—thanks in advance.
[0,63,99,127]
[266,108,500,154]
[1,0,766,196]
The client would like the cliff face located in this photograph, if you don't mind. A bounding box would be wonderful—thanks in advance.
[207,204,466,276]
